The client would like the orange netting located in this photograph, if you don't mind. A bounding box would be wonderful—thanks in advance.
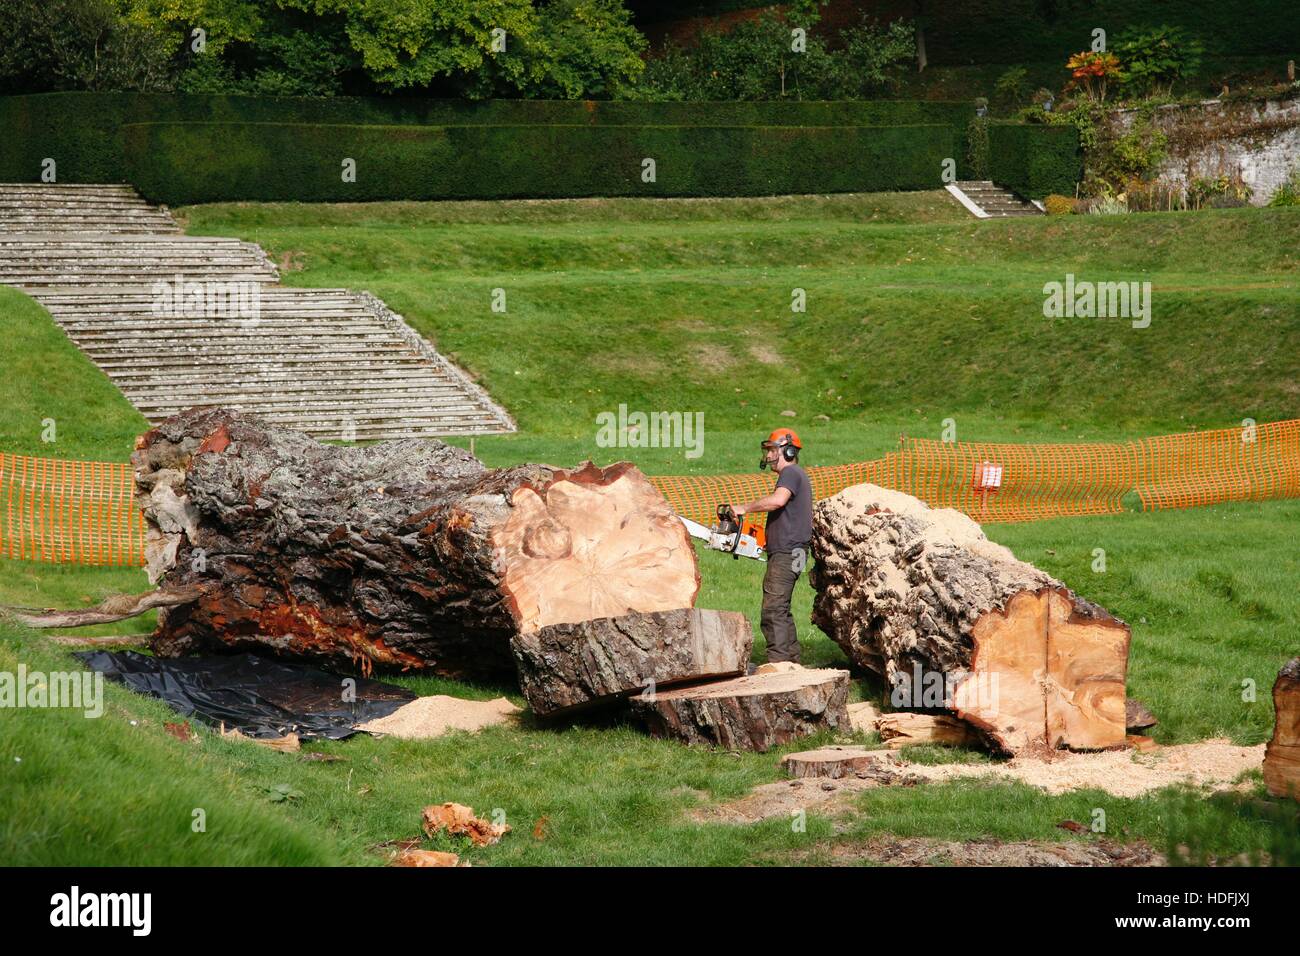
[2,419,1297,566]
[651,418,1300,527]
[0,452,145,566]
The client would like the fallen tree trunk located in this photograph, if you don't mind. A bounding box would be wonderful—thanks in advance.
[811,484,1129,755]
[1264,657,1300,801]
[133,408,700,678]
[630,667,851,752]
[511,608,752,717]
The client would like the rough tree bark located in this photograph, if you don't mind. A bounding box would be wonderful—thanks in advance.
[630,667,851,752]
[132,408,700,678]
[1264,657,1300,801]
[811,484,1129,755]
[511,608,752,717]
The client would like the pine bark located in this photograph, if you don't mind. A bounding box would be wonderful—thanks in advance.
[811,484,1129,755]
[511,608,752,717]
[132,408,700,678]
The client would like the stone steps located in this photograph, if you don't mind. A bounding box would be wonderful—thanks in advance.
[0,183,515,437]
[948,181,1044,218]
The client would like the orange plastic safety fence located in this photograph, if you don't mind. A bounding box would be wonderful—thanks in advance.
[652,419,1300,528]
[0,453,144,567]
[2,420,1297,565]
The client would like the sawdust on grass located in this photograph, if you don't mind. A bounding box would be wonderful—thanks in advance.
[356,695,522,740]
[690,738,1265,826]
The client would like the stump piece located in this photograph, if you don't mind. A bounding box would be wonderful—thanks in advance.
[782,745,881,779]
[630,667,850,752]
[1264,657,1300,801]
[511,608,753,717]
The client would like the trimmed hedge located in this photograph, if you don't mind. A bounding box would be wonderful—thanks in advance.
[121,121,959,204]
[987,123,1082,200]
[0,92,974,186]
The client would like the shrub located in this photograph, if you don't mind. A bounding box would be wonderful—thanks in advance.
[993,66,1029,109]
[1043,193,1076,215]
[1065,50,1122,103]
[1115,25,1205,98]
[1267,165,1300,206]
[1086,195,1130,214]
[1188,173,1252,209]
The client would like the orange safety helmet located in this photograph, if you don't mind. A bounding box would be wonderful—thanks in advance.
[760,427,802,469]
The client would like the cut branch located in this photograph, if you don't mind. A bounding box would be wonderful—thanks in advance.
[2,586,204,629]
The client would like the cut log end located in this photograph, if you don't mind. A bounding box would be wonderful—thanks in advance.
[957,587,1129,755]
[494,462,700,634]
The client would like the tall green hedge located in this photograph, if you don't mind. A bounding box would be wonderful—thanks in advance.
[987,123,1082,199]
[0,92,974,187]
[0,92,975,201]
[121,121,959,203]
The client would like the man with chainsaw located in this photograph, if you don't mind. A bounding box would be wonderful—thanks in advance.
[729,428,811,664]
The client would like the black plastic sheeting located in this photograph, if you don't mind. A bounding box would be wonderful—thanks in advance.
[76,651,416,740]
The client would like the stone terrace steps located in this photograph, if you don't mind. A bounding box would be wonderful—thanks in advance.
[950,180,1044,218]
[0,183,180,233]
[0,184,515,438]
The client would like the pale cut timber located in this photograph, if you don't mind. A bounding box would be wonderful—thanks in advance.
[494,474,699,633]
[782,745,881,778]
[133,408,699,678]
[511,608,753,717]
[630,667,850,752]
[1263,657,1300,801]
[811,483,1129,755]
[877,712,980,749]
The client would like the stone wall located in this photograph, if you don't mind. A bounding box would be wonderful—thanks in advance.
[1109,96,1300,205]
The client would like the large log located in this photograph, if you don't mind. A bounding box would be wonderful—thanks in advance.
[511,608,753,717]
[810,484,1129,755]
[630,667,851,752]
[132,408,700,678]
[1263,657,1300,801]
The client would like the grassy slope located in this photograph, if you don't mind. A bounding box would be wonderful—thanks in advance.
[2,194,1298,865]
[184,194,1300,474]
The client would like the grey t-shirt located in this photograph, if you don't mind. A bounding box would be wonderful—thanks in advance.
[765,464,812,554]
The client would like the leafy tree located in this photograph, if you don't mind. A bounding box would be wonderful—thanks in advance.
[1115,25,1204,98]
[1,0,175,92]
[636,12,913,102]
[833,16,914,97]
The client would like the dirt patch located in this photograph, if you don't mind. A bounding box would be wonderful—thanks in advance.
[356,695,522,740]
[802,835,1165,867]
[277,249,306,272]
[748,344,782,366]
[689,776,879,825]
[694,343,738,374]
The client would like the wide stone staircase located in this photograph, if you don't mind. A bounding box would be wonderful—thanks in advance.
[947,181,1044,218]
[0,184,514,439]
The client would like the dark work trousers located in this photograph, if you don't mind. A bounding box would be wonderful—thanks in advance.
[761,550,803,663]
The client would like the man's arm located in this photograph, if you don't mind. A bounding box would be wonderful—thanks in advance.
[730,486,791,517]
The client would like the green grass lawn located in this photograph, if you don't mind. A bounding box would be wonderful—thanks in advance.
[2,193,1298,865]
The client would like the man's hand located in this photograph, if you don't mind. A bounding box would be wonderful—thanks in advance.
[728,503,746,517]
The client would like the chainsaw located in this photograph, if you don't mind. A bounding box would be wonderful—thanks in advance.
[678,504,765,560]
